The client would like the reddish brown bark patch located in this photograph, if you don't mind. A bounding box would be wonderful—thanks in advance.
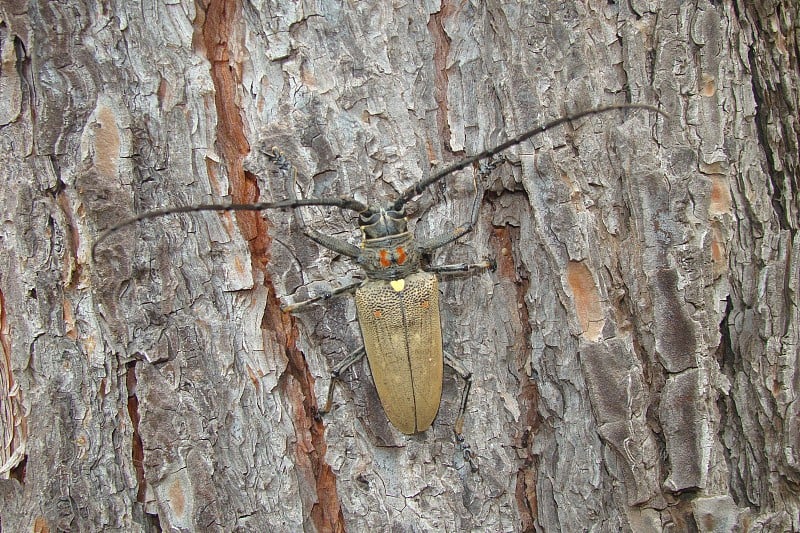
[0,287,27,483]
[428,0,457,154]
[566,260,605,342]
[199,2,345,531]
[491,226,540,531]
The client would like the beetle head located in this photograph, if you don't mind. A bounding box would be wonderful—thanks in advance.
[359,203,408,239]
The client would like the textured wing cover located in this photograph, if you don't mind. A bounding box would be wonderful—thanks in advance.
[355,272,443,434]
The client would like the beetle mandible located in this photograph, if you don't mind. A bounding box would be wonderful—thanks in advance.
[93,103,665,468]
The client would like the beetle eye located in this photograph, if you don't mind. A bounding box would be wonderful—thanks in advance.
[360,212,379,224]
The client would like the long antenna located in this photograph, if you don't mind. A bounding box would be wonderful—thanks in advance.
[91,196,368,259]
[392,103,666,210]
[92,103,666,259]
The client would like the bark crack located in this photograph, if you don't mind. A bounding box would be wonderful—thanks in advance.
[428,0,456,155]
[200,2,344,531]
[125,362,146,503]
[0,287,26,483]
[488,216,539,532]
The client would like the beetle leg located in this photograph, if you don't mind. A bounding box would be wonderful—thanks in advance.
[425,259,496,275]
[282,280,363,313]
[303,228,361,258]
[270,147,361,258]
[318,346,366,418]
[418,156,503,253]
[444,351,478,472]
[417,173,481,252]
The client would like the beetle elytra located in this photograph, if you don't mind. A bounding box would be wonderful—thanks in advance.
[93,103,666,468]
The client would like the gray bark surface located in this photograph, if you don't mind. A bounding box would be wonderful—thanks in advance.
[0,1,797,531]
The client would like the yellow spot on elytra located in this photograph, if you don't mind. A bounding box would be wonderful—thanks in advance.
[390,279,405,292]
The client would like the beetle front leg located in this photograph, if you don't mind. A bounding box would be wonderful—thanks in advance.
[303,228,361,258]
[269,147,362,258]
[418,156,503,253]
[417,175,481,253]
[444,351,478,472]
[318,346,366,418]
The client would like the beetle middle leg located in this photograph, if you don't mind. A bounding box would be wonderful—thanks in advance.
[281,280,362,313]
[444,351,478,472]
[426,259,496,275]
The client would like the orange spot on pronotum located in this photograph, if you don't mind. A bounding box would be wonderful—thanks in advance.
[420,301,430,309]
[373,310,383,318]
[379,249,391,267]
[396,246,407,265]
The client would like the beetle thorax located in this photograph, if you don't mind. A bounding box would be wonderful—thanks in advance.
[356,204,422,280]
[358,232,421,280]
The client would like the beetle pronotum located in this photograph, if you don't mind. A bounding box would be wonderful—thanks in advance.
[94,103,665,470]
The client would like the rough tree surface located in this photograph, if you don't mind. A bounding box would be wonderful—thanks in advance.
[1,1,798,531]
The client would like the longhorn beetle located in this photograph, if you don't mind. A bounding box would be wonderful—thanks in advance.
[93,103,665,470]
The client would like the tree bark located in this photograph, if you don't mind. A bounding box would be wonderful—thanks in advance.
[1,0,797,531]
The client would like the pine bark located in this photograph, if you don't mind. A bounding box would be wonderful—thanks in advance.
[0,1,797,531]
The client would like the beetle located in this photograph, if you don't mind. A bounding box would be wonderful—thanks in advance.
[93,103,664,468]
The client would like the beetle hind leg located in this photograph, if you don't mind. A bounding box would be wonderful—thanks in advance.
[444,351,478,472]
[317,346,366,419]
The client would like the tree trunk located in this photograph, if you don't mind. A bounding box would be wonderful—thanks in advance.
[1,1,797,531]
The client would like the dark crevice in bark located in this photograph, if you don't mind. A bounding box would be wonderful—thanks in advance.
[747,46,791,232]
[738,2,799,233]
[125,362,146,503]
[428,0,458,156]
[0,287,26,483]
[486,190,539,532]
[717,296,753,510]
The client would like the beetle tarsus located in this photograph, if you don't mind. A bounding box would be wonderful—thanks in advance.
[444,351,477,470]
[455,429,478,472]
[464,447,478,473]
[478,154,505,176]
